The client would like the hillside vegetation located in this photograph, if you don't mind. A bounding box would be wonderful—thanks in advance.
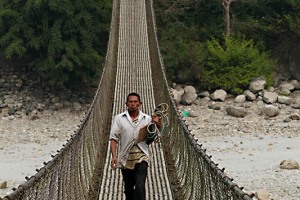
[154,0,300,93]
[1,0,300,93]
[0,0,111,87]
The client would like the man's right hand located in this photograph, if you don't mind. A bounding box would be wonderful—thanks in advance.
[111,156,117,170]
[110,139,118,170]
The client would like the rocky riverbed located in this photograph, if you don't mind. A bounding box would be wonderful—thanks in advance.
[171,79,300,200]
[0,109,86,197]
[0,97,299,199]
[179,101,299,200]
[1,79,300,199]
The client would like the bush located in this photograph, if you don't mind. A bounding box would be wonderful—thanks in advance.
[202,36,276,94]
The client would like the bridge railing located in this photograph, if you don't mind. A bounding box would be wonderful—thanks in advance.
[146,0,252,199]
[3,0,253,199]
[3,0,119,199]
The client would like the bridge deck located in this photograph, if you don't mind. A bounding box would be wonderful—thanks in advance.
[98,0,173,199]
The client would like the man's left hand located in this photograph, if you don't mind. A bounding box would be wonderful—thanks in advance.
[151,115,162,128]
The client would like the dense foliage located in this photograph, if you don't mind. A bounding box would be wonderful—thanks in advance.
[158,22,206,82]
[1,0,299,91]
[204,36,275,94]
[231,0,300,64]
[0,0,111,86]
[154,0,300,93]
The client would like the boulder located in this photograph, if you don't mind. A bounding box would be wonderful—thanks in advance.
[290,80,300,88]
[198,91,210,98]
[176,86,185,96]
[0,181,8,189]
[73,102,82,111]
[263,92,278,104]
[210,89,227,102]
[29,109,41,120]
[277,96,295,105]
[291,104,300,109]
[255,189,271,200]
[225,106,248,118]
[171,88,182,104]
[262,105,280,117]
[280,83,295,92]
[181,85,197,105]
[279,159,299,170]
[4,98,14,104]
[249,78,266,93]
[244,90,256,101]
[289,113,300,120]
[235,95,246,103]
[208,104,221,110]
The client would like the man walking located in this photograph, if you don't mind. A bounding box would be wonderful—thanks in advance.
[110,92,160,200]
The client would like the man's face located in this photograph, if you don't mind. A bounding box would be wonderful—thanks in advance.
[126,95,142,112]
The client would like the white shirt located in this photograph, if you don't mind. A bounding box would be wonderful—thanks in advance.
[109,110,152,168]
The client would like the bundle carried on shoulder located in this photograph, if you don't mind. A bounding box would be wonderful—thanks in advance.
[136,103,169,144]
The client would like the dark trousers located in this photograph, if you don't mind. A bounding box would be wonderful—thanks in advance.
[121,161,148,200]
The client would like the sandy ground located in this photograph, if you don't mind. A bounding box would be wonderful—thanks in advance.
[0,110,85,197]
[198,135,300,200]
[0,102,299,199]
[181,99,300,200]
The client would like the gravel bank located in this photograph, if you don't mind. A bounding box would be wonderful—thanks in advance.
[0,99,299,199]
[180,98,300,200]
[0,109,85,197]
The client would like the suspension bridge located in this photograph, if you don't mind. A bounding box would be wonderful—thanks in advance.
[3,0,252,199]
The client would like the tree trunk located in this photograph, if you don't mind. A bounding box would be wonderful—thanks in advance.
[223,0,231,36]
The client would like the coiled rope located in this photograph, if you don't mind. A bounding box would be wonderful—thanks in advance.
[146,103,169,144]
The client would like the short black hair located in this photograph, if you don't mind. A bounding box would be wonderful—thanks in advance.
[126,92,141,102]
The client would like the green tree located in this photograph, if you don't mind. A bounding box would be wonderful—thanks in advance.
[154,0,300,88]
[202,36,276,94]
[158,22,206,82]
[230,0,300,77]
[231,0,300,46]
[0,0,111,86]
